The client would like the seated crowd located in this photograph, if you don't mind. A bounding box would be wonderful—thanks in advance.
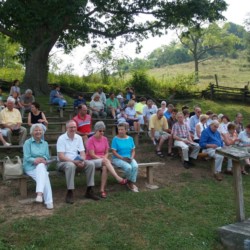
[1,82,250,210]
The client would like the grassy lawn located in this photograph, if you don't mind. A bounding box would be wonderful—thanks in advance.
[1,173,250,249]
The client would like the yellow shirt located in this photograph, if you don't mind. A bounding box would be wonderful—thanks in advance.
[135,102,145,116]
[149,114,168,131]
[0,108,22,126]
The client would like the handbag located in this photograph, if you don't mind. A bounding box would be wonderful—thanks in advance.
[3,156,23,179]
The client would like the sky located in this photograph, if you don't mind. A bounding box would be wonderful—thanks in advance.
[53,0,250,76]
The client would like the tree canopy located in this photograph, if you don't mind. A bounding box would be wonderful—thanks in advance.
[0,0,227,93]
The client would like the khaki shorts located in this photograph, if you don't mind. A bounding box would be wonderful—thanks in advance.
[148,131,170,140]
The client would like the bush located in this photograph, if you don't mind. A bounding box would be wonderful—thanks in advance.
[126,70,155,96]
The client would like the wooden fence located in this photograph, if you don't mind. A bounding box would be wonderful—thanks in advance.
[201,83,250,103]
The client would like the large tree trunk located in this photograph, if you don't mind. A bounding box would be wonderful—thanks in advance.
[23,41,56,95]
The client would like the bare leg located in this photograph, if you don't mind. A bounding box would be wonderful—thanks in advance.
[134,121,140,133]
[102,158,123,183]
[100,165,107,192]
[0,133,8,145]
[157,137,166,152]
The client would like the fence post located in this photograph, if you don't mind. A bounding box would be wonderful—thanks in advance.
[214,74,219,86]
[243,85,249,103]
[209,83,214,100]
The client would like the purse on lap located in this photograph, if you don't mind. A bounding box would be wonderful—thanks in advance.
[3,156,23,180]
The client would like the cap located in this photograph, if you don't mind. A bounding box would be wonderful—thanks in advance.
[117,95,123,99]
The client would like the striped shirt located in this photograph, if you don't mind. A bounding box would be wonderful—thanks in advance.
[172,122,190,138]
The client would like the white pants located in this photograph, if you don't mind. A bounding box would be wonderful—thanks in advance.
[202,148,224,173]
[174,140,200,161]
[26,163,53,205]
[137,114,144,125]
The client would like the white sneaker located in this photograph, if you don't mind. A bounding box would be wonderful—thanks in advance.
[35,195,43,203]
[4,143,11,146]
[127,183,139,193]
[46,203,54,210]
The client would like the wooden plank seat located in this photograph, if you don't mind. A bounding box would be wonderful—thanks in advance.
[2,160,164,198]
[22,122,66,132]
[46,103,74,118]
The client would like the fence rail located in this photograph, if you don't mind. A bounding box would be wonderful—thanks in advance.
[201,83,250,102]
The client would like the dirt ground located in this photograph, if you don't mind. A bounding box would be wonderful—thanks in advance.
[0,151,212,223]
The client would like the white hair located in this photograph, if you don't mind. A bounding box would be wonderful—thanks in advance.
[30,123,44,135]
[7,96,15,103]
[25,89,33,94]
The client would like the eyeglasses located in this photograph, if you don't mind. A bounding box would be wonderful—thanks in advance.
[99,130,105,133]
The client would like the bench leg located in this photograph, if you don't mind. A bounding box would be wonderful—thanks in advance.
[59,108,63,118]
[112,127,116,137]
[146,166,153,184]
[134,134,139,146]
[19,178,28,198]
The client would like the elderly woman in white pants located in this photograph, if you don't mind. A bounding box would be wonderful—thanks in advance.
[23,123,53,209]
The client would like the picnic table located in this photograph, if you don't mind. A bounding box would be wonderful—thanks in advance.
[216,146,250,222]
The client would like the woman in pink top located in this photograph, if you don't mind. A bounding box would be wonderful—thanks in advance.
[86,121,127,198]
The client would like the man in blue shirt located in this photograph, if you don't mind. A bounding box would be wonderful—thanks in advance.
[164,103,174,120]
[199,120,232,181]
[189,106,202,136]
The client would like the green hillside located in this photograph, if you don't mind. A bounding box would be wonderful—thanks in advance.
[145,56,250,89]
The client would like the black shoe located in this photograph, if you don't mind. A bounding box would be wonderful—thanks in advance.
[85,190,100,201]
[183,161,190,169]
[65,190,74,204]
[188,161,194,166]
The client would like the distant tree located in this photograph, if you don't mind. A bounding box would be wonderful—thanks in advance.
[178,22,240,80]
[0,34,21,68]
[0,0,227,93]
[148,42,192,67]
[84,46,116,84]
[244,14,250,62]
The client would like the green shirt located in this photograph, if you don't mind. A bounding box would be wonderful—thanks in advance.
[106,98,119,109]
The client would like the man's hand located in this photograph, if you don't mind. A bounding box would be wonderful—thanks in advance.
[74,160,85,168]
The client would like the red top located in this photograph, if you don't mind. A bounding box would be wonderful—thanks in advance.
[73,114,92,134]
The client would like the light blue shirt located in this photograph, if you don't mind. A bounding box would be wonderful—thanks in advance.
[238,130,250,145]
[23,137,50,172]
[111,136,135,159]
[189,115,200,134]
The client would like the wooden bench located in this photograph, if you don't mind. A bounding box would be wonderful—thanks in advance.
[2,161,164,198]
[47,103,74,118]
[22,122,66,132]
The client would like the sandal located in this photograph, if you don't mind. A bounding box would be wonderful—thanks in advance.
[242,170,249,175]
[119,179,128,185]
[167,152,175,157]
[100,191,107,198]
[156,150,164,158]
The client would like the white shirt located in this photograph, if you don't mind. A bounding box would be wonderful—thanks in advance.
[57,132,84,161]
[90,100,104,111]
[125,107,136,119]
[143,105,157,122]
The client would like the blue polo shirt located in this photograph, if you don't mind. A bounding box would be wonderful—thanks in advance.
[199,126,223,149]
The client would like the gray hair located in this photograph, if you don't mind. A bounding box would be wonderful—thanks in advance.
[30,123,44,135]
[7,96,15,103]
[25,89,33,94]
[94,121,106,131]
[210,120,220,126]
